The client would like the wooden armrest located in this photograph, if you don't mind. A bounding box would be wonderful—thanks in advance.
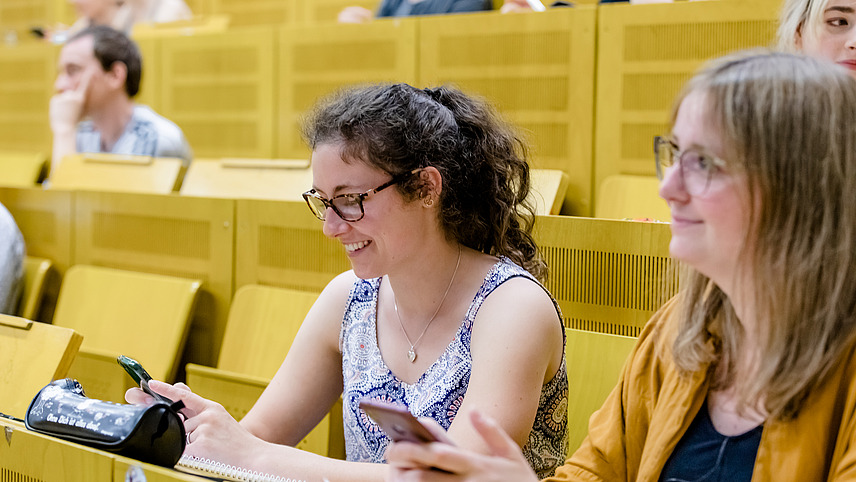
[83,154,154,166]
[0,316,32,330]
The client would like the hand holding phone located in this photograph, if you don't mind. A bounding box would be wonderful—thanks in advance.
[117,355,174,405]
[359,399,452,445]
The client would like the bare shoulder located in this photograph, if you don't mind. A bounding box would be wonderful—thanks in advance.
[473,273,563,349]
[315,270,361,307]
[467,267,565,399]
[320,269,360,299]
[302,270,360,333]
[481,274,560,324]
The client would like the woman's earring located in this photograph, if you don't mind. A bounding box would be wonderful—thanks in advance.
[423,197,434,207]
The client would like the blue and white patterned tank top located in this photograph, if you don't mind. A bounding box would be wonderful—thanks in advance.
[340,257,568,478]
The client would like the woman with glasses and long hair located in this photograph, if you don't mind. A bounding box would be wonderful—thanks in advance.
[386,49,856,481]
[778,0,856,79]
[127,83,568,481]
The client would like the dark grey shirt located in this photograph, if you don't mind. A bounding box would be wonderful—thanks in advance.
[378,0,491,18]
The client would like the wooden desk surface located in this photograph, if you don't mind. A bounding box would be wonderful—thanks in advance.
[0,417,206,481]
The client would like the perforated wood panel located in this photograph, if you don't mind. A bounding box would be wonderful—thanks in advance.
[534,215,677,337]
[0,187,71,323]
[0,0,54,38]
[0,187,72,272]
[134,37,160,111]
[277,19,417,158]
[235,199,351,292]
[0,419,114,482]
[53,0,77,26]
[72,191,235,368]
[0,44,55,152]
[594,0,780,209]
[114,456,211,481]
[208,0,299,27]
[184,0,209,16]
[302,0,381,24]
[419,8,596,215]
[158,27,276,158]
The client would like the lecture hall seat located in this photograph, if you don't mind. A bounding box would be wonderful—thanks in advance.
[0,314,82,419]
[185,284,345,459]
[565,327,637,454]
[17,256,53,321]
[51,265,202,403]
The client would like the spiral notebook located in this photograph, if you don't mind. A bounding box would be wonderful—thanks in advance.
[175,454,306,482]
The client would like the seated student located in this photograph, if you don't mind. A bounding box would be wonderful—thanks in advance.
[124,0,193,26]
[60,0,192,37]
[0,203,24,315]
[49,26,192,177]
[128,83,568,481]
[338,0,492,23]
[387,50,856,481]
[778,0,856,80]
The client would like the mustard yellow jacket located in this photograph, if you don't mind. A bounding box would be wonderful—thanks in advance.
[546,300,856,482]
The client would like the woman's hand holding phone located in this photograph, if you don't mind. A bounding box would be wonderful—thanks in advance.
[385,409,540,482]
[358,399,453,445]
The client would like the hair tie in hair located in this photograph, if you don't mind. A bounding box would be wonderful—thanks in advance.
[421,87,458,132]
[423,87,442,103]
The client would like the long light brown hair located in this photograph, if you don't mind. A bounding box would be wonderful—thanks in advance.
[669,50,856,420]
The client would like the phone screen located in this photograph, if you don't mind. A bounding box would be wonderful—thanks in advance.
[117,355,173,404]
[117,355,152,385]
[359,399,446,444]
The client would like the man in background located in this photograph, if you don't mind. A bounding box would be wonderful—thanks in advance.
[50,25,191,176]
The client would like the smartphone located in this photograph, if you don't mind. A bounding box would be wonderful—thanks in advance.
[117,355,174,404]
[359,399,450,444]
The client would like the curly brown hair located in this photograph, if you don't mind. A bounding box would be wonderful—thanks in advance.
[302,83,545,280]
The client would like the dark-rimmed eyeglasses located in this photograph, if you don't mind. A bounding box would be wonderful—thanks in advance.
[302,169,421,222]
[654,135,727,196]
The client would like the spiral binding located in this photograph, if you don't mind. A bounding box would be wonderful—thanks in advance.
[177,454,306,482]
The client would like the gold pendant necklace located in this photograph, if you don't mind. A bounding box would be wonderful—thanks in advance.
[392,246,462,363]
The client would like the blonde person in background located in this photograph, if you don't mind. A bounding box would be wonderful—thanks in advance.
[125,0,193,26]
[53,0,191,39]
[127,83,568,481]
[779,0,856,78]
[500,0,536,13]
[386,50,856,481]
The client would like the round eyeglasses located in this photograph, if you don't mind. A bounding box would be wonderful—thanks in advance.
[302,169,421,222]
[654,136,727,196]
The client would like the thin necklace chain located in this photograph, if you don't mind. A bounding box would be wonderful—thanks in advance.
[392,246,462,363]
